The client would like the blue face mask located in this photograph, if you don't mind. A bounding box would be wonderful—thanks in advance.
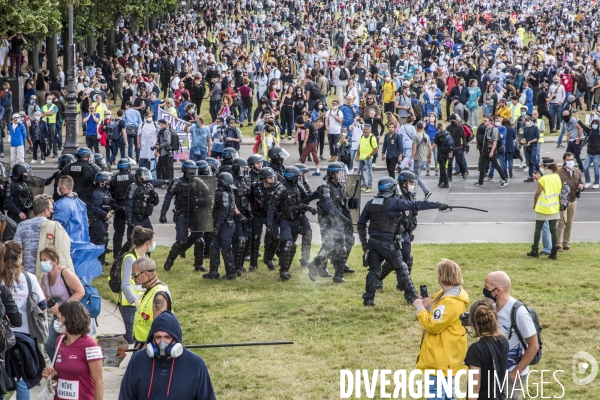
[148,241,156,252]
[40,261,53,273]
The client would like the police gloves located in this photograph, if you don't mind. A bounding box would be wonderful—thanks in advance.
[437,203,450,211]
[305,206,317,215]
[361,243,369,253]
[159,214,167,224]
[235,213,247,224]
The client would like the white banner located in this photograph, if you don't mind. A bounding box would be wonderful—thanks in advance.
[157,108,191,159]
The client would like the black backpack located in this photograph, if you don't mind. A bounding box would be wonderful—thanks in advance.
[310,84,322,100]
[509,300,543,365]
[170,130,180,152]
[438,131,454,154]
[107,121,121,141]
[108,250,136,293]
[338,67,349,81]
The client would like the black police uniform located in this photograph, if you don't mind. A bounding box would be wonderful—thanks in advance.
[357,196,441,305]
[249,169,260,183]
[312,180,355,282]
[124,181,160,238]
[399,187,418,271]
[111,169,134,257]
[232,174,251,273]
[206,187,236,279]
[297,179,318,268]
[161,176,206,271]
[63,159,99,203]
[248,179,279,271]
[269,161,285,182]
[267,179,307,280]
[89,185,114,262]
[5,178,33,224]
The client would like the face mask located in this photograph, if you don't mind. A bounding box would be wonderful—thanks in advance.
[318,105,323,109]
[429,117,435,122]
[482,287,497,301]
[284,86,289,91]
[46,99,52,105]
[54,320,66,334]
[592,124,599,130]
[407,184,416,192]
[149,240,156,252]
[525,121,533,127]
[40,261,53,273]
[35,117,41,121]
[494,121,501,127]
[95,88,100,92]
[562,115,571,122]
[543,168,553,176]
[30,99,36,104]
[565,160,575,169]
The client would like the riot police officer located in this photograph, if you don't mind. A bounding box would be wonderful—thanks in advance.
[61,147,99,204]
[357,177,448,306]
[110,158,135,257]
[247,154,263,183]
[267,147,286,182]
[248,167,279,272]
[216,148,238,175]
[231,158,251,275]
[89,172,115,265]
[124,167,160,242]
[94,153,107,171]
[267,166,316,281]
[45,154,76,202]
[5,163,33,224]
[196,160,212,176]
[205,157,219,175]
[311,162,354,283]
[294,164,319,268]
[203,172,243,280]
[160,160,207,272]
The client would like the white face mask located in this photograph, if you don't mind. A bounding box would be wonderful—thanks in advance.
[494,121,501,127]
[565,160,575,169]
[54,320,66,334]
[146,118,153,122]
[149,240,156,252]
[525,122,533,127]
[407,184,416,192]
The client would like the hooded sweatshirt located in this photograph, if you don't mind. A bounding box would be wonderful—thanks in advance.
[119,311,216,400]
[415,286,470,375]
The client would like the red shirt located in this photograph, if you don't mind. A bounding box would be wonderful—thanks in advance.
[560,74,573,92]
[54,334,103,400]
[239,85,252,98]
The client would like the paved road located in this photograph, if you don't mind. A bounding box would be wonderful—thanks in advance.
[27,135,600,246]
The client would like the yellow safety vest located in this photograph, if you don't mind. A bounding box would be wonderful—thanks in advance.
[42,104,57,124]
[535,119,544,143]
[359,134,378,160]
[133,282,170,343]
[119,250,144,307]
[535,173,562,215]
[508,103,524,123]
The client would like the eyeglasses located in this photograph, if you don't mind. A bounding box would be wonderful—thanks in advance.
[132,269,155,278]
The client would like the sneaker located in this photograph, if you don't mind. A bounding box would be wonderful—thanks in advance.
[500,180,509,187]
[519,161,523,168]
[521,164,526,169]
[40,160,45,164]
[557,144,564,148]
[474,182,484,186]
[424,191,432,201]
[584,183,592,189]
[594,184,600,189]
[486,177,493,181]
[311,170,321,176]
[365,187,372,193]
[435,169,439,176]
[361,185,366,191]
[462,174,468,180]
[426,170,430,176]
[31,159,36,164]
[0,154,4,157]
[524,177,534,182]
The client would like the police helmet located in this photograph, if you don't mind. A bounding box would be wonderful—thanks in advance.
[117,158,132,171]
[377,177,398,197]
[294,163,309,173]
[135,167,152,184]
[93,153,107,170]
[259,167,275,181]
[221,148,239,165]
[196,160,211,175]
[58,154,76,170]
[283,166,301,183]
[181,159,198,178]
[94,171,112,185]
[217,172,235,190]
[268,146,284,162]
[76,147,93,159]
[205,157,219,174]
[326,162,346,182]
[231,158,249,177]
[12,163,30,181]
[397,170,417,185]
[247,154,264,169]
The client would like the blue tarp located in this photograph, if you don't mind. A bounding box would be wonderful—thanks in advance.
[71,241,104,284]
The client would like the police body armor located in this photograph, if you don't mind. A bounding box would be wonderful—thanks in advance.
[270,163,285,182]
[112,172,133,205]
[66,160,87,194]
[369,197,401,236]
[174,178,190,212]
[250,182,275,217]
[233,176,250,212]
[317,180,350,223]
[400,190,418,234]
[214,190,236,225]
[132,184,156,220]
[14,181,33,210]
[278,182,302,221]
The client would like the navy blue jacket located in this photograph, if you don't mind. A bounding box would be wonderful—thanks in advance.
[6,332,45,390]
[28,120,49,142]
[381,131,404,159]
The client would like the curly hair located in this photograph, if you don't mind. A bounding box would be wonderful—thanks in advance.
[58,301,90,335]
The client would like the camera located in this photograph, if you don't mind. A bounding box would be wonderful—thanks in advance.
[150,145,157,151]
[459,312,471,327]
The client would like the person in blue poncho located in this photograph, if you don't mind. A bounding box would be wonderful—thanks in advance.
[119,310,216,400]
[53,175,90,242]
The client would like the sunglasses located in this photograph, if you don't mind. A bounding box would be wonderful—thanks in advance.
[132,269,155,278]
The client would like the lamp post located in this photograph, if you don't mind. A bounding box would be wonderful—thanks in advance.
[63,4,78,155]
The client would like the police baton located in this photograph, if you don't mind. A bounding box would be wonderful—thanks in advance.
[126,341,294,352]
[447,206,488,212]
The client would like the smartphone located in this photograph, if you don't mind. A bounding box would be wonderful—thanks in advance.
[420,284,428,299]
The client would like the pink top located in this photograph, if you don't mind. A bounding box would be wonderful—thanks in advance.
[54,334,103,400]
[42,269,71,302]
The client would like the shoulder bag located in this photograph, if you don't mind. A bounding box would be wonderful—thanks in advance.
[36,336,65,400]
[24,273,49,343]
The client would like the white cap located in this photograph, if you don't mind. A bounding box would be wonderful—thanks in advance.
[12,114,20,119]
[515,65,522,70]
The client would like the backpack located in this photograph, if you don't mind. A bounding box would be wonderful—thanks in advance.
[307,120,318,140]
[178,100,189,119]
[338,67,349,81]
[107,121,121,141]
[2,215,17,241]
[2,91,12,107]
[509,301,543,365]
[310,84,322,100]
[61,270,102,319]
[108,250,136,294]
[559,182,571,211]
[438,131,454,154]
[169,130,180,152]
[411,99,423,120]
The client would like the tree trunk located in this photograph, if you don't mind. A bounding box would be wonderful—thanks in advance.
[61,29,69,71]
[47,34,58,78]
[86,35,96,57]
[105,29,115,58]
[144,13,150,33]
[149,14,158,31]
[130,14,139,36]
[28,42,39,73]
[96,36,104,58]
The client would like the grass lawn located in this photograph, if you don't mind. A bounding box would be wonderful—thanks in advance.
[94,242,600,399]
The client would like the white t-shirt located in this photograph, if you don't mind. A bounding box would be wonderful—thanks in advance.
[326,109,343,135]
[7,272,46,335]
[349,123,363,150]
[497,297,537,376]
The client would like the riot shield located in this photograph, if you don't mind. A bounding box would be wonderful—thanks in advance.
[345,174,361,233]
[188,175,216,232]
[29,175,46,197]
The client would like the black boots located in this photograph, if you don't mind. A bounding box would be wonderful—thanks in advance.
[248,234,261,272]
[202,244,220,279]
[344,264,355,274]
[509,168,513,178]
[363,298,376,307]
[527,246,539,258]
[164,241,184,271]
[548,247,558,260]
[279,241,294,281]
[299,229,312,268]
[220,248,237,280]
[333,263,346,283]
[193,239,207,272]
[263,238,280,271]
[233,236,247,276]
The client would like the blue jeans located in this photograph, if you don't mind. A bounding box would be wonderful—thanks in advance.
[55,119,63,147]
[454,150,468,173]
[111,140,126,163]
[189,148,207,162]
[357,158,373,188]
[525,145,539,177]
[549,103,563,131]
[468,107,479,126]
[427,147,438,170]
[584,154,600,184]
[541,221,552,254]
[489,152,508,178]
[427,375,455,400]
[127,136,139,159]
[414,159,430,195]
[505,151,514,171]
[349,149,357,170]
[139,158,152,169]
[240,105,252,123]
[482,104,494,115]
[45,314,60,360]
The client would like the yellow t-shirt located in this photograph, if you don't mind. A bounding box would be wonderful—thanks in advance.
[382,81,397,103]
[359,134,378,160]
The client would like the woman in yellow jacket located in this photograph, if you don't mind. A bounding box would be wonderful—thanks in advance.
[412,259,469,400]
[528,157,562,259]
[496,98,512,120]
